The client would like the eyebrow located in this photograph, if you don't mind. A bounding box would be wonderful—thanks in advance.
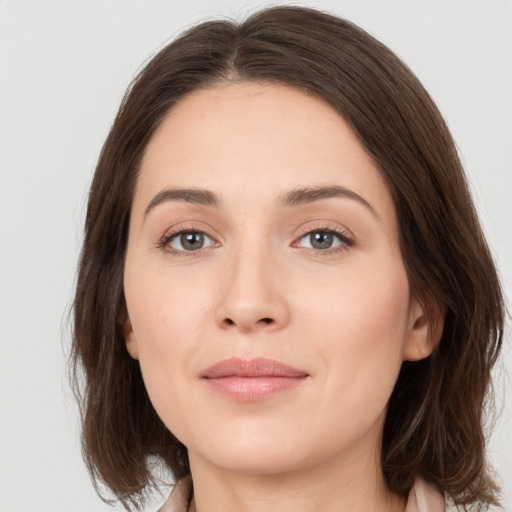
[143,185,377,218]
[144,188,220,217]
[278,185,377,216]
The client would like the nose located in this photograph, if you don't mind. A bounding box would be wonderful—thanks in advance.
[214,245,290,334]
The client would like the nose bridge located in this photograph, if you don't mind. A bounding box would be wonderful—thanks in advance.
[215,232,289,332]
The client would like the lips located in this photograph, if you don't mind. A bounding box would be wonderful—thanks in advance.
[199,357,309,401]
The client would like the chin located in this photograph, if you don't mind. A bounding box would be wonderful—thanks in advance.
[196,447,311,476]
[187,425,317,475]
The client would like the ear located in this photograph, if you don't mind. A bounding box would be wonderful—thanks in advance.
[123,316,140,360]
[403,296,444,362]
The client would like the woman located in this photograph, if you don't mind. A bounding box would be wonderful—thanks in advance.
[72,6,504,511]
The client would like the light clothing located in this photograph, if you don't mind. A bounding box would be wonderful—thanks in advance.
[158,476,451,512]
[159,477,192,512]
[406,479,448,512]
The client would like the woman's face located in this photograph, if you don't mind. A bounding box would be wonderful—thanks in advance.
[123,82,432,477]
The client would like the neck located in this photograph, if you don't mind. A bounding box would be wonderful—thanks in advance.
[187,443,406,512]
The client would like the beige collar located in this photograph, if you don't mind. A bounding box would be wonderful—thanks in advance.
[159,476,447,512]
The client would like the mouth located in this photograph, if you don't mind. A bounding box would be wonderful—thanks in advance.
[199,357,309,401]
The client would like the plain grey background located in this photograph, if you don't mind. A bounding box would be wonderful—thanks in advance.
[0,1,510,510]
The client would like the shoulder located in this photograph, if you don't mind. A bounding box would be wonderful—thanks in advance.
[158,476,192,512]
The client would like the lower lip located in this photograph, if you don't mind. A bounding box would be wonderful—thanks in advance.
[202,376,307,401]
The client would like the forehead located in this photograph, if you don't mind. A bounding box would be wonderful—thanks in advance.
[143,81,361,171]
[135,81,396,227]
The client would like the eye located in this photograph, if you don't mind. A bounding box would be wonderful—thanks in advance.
[163,230,217,253]
[296,229,353,251]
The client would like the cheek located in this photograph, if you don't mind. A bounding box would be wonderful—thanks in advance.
[123,259,212,419]
[300,262,411,408]
[124,252,214,346]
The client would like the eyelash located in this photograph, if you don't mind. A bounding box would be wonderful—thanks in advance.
[157,225,218,257]
[294,224,355,257]
[157,224,354,258]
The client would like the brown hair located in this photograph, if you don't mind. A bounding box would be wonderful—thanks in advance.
[72,5,504,510]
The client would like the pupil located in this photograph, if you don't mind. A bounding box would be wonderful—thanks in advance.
[181,232,204,250]
[311,232,333,249]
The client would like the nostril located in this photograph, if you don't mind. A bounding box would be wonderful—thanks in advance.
[223,317,274,326]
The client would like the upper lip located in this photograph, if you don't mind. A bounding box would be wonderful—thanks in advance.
[199,357,309,379]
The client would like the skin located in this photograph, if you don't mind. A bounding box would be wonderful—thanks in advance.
[123,82,435,512]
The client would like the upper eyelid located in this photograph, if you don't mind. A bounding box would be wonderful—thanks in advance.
[162,230,217,248]
[296,222,354,240]
[161,222,220,242]
[294,227,354,247]
[161,224,350,238]
[299,227,349,238]
[298,225,346,236]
